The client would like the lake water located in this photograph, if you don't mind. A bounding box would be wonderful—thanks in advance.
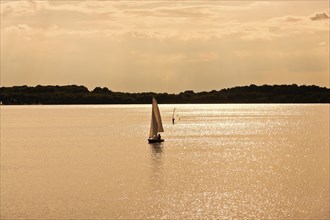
[0,104,329,219]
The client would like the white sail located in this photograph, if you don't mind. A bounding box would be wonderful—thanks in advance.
[149,97,164,138]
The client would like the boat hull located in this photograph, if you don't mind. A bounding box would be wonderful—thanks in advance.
[148,138,164,143]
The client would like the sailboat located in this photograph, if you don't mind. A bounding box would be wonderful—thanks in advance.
[148,97,164,143]
[172,107,180,124]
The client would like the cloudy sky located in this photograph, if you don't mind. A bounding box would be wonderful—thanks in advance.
[1,1,329,92]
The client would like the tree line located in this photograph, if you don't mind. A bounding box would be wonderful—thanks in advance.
[0,84,329,104]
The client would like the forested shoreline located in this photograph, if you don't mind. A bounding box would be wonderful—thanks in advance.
[0,84,329,104]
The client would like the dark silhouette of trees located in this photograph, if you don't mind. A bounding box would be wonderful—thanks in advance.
[0,84,329,104]
[92,87,111,94]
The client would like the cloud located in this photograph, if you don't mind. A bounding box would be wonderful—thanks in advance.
[283,16,304,22]
[2,1,328,42]
[310,12,329,21]
[0,0,120,17]
[270,15,306,23]
[319,41,326,46]
[3,24,33,40]
[1,0,38,16]
[240,31,279,41]
[123,4,253,19]
[4,24,32,32]
[0,0,57,17]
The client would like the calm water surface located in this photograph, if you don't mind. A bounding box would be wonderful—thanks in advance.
[1,104,329,219]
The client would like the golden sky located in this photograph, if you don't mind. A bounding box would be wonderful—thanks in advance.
[1,1,329,92]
